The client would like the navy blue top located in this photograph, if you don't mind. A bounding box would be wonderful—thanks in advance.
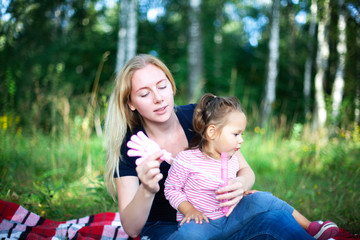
[116,104,196,222]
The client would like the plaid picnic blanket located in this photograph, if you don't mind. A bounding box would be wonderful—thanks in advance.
[1,199,358,240]
[0,199,129,240]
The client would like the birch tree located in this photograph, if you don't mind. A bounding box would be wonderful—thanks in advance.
[330,0,346,127]
[188,0,204,102]
[116,0,138,75]
[261,0,280,127]
[213,1,224,84]
[304,0,317,118]
[356,29,360,125]
[312,0,330,131]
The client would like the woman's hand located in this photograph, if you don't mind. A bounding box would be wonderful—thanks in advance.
[180,207,209,226]
[215,177,251,217]
[135,151,164,194]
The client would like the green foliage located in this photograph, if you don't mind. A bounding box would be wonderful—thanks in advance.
[1,120,359,233]
[0,0,359,234]
[0,127,117,220]
[1,0,359,134]
[242,123,360,233]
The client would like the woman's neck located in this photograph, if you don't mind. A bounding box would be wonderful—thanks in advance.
[144,110,188,157]
[144,110,178,138]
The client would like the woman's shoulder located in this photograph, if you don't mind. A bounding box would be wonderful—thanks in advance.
[175,103,196,115]
[175,104,197,143]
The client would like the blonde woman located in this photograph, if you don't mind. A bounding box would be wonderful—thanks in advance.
[104,54,313,239]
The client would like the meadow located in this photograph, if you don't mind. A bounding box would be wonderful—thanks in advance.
[0,116,359,234]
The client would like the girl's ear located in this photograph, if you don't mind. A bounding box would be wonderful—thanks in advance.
[206,124,217,140]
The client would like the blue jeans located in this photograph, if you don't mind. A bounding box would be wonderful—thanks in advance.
[141,192,314,240]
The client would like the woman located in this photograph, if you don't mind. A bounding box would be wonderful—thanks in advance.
[104,54,312,239]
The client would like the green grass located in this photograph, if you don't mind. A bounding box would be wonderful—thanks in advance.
[242,127,360,233]
[1,125,359,234]
[0,130,117,220]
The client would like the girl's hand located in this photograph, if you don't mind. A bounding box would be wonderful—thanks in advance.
[135,151,164,194]
[180,208,209,226]
[215,177,247,217]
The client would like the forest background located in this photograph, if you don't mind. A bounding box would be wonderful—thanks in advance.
[1,0,359,234]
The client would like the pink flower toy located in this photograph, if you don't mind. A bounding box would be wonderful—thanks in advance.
[127,131,172,165]
[127,131,224,184]
[221,152,229,214]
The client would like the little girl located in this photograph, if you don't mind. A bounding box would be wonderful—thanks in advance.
[164,93,338,240]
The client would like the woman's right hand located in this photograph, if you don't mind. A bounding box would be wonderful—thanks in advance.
[135,150,164,194]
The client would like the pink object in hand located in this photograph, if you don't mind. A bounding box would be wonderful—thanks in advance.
[127,131,172,165]
[221,152,229,214]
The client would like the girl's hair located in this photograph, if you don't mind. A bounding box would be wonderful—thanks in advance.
[190,93,245,151]
[104,54,176,200]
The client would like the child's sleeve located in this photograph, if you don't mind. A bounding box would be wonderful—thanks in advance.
[164,151,190,210]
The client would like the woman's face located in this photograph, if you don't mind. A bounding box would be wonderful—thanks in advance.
[128,64,174,125]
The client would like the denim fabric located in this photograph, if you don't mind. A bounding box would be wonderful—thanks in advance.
[141,192,314,240]
[141,221,178,240]
[227,210,314,240]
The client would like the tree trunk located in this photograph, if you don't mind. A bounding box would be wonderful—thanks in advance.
[116,0,138,75]
[286,0,297,89]
[312,0,330,131]
[214,1,224,84]
[304,0,317,118]
[261,0,280,127]
[188,0,204,102]
[355,27,360,125]
[331,0,346,127]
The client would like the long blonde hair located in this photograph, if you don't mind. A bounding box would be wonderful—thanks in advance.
[104,54,176,200]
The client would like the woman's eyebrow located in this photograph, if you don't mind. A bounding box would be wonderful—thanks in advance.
[156,79,167,84]
[135,79,167,92]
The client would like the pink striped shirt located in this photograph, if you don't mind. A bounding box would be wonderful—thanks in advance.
[164,148,239,221]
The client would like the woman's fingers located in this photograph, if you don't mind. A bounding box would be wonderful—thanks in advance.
[136,151,164,193]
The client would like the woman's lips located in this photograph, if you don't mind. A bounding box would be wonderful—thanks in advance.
[154,105,167,113]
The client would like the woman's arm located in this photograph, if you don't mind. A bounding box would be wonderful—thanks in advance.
[215,151,255,216]
[234,151,255,191]
[116,151,164,238]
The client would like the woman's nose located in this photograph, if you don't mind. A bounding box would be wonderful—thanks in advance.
[153,90,163,103]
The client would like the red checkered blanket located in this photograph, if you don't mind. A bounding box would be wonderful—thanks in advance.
[1,199,358,240]
[0,199,129,239]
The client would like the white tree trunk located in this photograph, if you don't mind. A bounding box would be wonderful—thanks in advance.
[116,0,138,75]
[304,0,317,117]
[127,0,137,61]
[331,0,346,126]
[312,0,330,131]
[261,0,280,126]
[214,2,224,84]
[355,29,360,124]
[188,0,203,102]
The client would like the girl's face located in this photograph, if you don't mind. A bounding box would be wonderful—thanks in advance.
[128,64,174,125]
[211,111,246,159]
